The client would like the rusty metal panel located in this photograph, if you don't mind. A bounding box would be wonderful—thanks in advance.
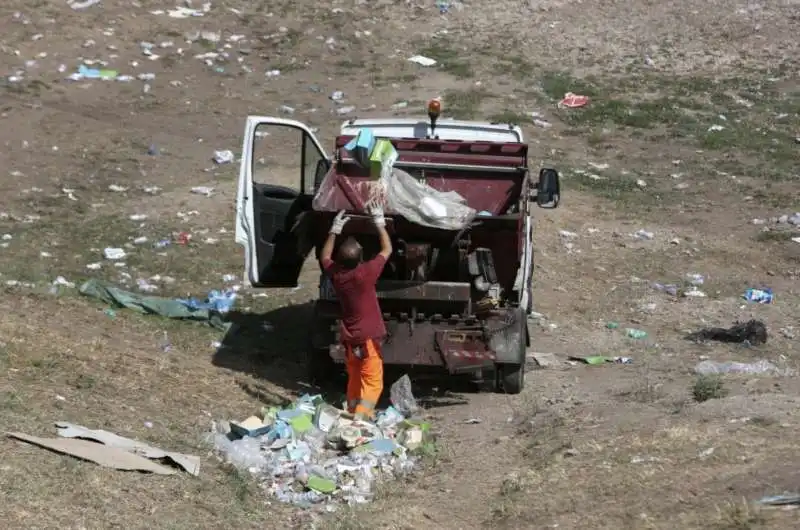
[434,330,496,371]
[327,321,496,369]
[381,323,442,366]
[375,280,470,302]
[313,136,527,215]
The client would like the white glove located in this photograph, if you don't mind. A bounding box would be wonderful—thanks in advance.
[330,210,350,235]
[369,205,385,227]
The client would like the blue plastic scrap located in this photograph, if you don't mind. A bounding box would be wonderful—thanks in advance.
[177,289,237,314]
[360,438,398,455]
[343,128,376,169]
[757,494,800,506]
[266,422,293,443]
[743,288,773,304]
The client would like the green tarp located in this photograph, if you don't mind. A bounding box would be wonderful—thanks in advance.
[79,279,228,330]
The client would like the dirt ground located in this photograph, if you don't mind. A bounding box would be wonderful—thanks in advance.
[0,0,798,528]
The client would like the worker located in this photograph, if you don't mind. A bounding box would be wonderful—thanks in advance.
[319,207,392,419]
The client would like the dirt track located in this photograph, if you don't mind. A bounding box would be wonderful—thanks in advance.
[0,1,798,528]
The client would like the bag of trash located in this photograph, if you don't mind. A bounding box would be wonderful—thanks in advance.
[381,168,476,231]
[389,374,418,417]
[312,129,476,230]
[685,319,767,345]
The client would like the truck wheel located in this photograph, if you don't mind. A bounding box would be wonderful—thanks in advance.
[495,307,527,394]
[498,363,525,394]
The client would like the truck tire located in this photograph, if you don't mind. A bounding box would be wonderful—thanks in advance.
[499,363,524,394]
[495,308,527,394]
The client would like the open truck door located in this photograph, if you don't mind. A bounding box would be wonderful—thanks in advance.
[235,116,330,287]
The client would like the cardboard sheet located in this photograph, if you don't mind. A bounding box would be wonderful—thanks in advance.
[7,432,177,475]
[55,422,200,476]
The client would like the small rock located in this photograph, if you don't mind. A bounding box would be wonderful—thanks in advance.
[528,351,559,368]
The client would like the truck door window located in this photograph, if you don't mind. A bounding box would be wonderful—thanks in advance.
[252,123,304,192]
[303,134,326,195]
[251,122,326,196]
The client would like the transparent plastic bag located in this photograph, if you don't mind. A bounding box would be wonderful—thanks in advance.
[213,434,270,471]
[389,374,418,416]
[694,359,790,376]
[384,168,476,231]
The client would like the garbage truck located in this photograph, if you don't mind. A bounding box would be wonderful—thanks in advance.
[235,100,561,394]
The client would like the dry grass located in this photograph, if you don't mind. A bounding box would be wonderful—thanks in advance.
[693,374,729,402]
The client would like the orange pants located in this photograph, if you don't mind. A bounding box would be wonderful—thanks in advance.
[344,339,384,419]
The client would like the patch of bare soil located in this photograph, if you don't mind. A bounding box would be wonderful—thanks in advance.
[0,0,798,528]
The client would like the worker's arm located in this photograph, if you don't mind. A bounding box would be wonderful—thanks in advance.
[320,232,336,267]
[372,206,392,259]
[357,206,391,284]
[320,210,350,269]
[376,224,392,259]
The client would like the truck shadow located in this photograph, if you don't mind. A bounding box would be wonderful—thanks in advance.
[212,304,315,395]
[213,302,483,409]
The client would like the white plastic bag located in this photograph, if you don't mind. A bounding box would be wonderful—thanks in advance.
[384,168,475,230]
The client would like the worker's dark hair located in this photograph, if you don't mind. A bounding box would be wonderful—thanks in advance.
[336,237,362,269]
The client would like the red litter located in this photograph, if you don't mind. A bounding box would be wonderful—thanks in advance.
[558,92,589,108]
[177,232,192,245]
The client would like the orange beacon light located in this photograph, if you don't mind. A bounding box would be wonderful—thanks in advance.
[427,98,441,138]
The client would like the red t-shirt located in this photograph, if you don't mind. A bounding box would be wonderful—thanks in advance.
[322,255,387,345]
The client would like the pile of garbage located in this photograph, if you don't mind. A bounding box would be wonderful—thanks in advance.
[210,380,429,508]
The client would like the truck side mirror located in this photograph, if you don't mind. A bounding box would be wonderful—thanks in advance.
[536,168,560,208]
